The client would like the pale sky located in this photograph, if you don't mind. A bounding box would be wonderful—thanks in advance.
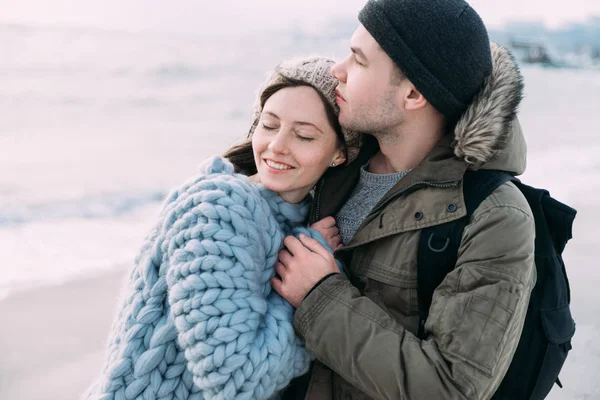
[2,0,599,34]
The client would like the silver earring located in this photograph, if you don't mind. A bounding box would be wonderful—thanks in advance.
[331,162,336,167]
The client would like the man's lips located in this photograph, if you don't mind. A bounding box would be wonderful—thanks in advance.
[335,89,346,102]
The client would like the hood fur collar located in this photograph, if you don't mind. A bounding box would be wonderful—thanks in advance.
[452,43,524,169]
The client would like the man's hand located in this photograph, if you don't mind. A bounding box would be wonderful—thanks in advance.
[311,216,343,251]
[271,234,340,308]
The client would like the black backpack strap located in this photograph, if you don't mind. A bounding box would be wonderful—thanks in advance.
[417,170,513,338]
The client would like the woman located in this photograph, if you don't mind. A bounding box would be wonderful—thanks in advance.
[86,57,360,400]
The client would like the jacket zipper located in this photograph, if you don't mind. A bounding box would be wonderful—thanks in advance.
[314,178,325,221]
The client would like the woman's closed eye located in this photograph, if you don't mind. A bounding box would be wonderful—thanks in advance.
[259,118,317,141]
[261,123,277,131]
[295,133,315,142]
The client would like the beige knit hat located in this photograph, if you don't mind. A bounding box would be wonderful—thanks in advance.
[248,56,362,164]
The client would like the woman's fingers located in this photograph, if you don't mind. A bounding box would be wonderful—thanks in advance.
[331,234,342,249]
[311,217,341,250]
[311,216,336,230]
[329,226,340,237]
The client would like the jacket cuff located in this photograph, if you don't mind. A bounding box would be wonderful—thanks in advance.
[293,273,351,339]
[303,272,338,300]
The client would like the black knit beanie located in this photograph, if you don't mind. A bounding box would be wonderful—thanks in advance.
[358,0,492,119]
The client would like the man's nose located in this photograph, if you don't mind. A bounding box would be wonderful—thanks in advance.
[331,60,347,83]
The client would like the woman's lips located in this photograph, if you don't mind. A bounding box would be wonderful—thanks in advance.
[263,158,294,172]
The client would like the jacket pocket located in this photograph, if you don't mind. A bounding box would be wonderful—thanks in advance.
[354,249,420,323]
[354,233,419,288]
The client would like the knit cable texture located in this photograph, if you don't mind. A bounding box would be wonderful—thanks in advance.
[86,156,337,400]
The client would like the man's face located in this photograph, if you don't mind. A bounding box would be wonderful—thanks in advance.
[332,25,404,134]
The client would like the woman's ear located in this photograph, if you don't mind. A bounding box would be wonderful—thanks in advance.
[331,149,347,167]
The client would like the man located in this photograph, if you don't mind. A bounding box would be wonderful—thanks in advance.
[271,0,535,399]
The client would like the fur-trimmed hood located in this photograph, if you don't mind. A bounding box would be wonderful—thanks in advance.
[453,43,527,175]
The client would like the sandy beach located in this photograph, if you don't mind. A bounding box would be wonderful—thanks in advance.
[0,269,127,400]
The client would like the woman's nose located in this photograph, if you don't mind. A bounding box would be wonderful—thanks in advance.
[268,130,289,154]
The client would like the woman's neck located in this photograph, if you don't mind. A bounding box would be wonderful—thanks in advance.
[249,174,311,204]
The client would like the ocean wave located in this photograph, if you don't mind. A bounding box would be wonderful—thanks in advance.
[0,190,166,226]
[152,64,211,79]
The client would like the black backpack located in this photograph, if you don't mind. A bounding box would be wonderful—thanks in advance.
[417,170,576,400]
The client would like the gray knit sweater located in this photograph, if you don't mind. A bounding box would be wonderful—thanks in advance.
[336,163,411,245]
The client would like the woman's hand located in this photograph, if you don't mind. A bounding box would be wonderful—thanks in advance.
[310,216,343,251]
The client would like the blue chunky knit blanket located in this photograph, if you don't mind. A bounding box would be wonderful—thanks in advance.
[86,156,337,400]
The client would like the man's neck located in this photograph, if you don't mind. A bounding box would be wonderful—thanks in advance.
[368,121,446,174]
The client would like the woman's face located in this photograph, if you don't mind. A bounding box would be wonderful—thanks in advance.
[252,86,346,203]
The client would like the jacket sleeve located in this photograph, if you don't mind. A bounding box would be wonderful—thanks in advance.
[293,192,536,400]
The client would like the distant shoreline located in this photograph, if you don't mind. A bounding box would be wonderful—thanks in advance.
[0,264,129,304]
